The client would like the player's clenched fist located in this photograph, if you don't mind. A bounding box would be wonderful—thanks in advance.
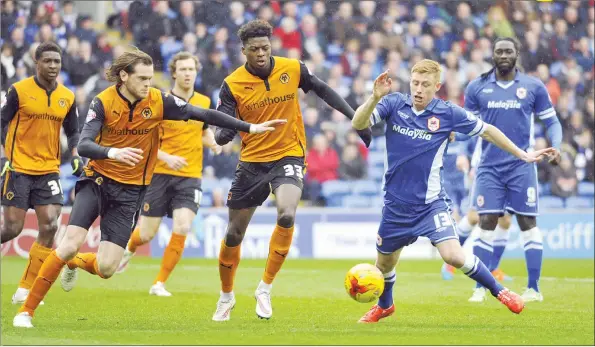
[373,69,392,100]
[108,147,144,166]
[249,119,287,134]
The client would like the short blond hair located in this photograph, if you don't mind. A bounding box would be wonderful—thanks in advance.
[168,51,200,78]
[411,59,442,79]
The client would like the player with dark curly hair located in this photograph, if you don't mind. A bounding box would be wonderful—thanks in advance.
[211,19,372,321]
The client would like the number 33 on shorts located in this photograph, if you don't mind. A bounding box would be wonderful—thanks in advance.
[283,164,304,179]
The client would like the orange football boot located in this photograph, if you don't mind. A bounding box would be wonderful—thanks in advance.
[497,288,525,314]
[358,304,395,323]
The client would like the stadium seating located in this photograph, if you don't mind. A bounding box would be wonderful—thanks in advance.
[540,196,565,209]
[201,178,219,193]
[342,195,371,208]
[565,196,594,209]
[201,192,213,207]
[368,152,385,168]
[372,136,387,151]
[352,180,379,196]
[578,182,595,197]
[321,180,351,197]
[539,183,551,196]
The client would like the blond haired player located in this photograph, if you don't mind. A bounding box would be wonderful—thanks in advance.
[116,51,222,296]
[351,59,556,323]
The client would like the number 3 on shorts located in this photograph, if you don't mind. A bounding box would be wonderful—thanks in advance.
[283,164,303,179]
[48,180,63,196]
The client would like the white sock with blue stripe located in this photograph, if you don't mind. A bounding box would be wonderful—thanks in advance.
[522,227,543,292]
[456,215,473,246]
[460,254,503,297]
[473,228,494,288]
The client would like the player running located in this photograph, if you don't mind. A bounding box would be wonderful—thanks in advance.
[115,51,223,297]
[464,37,562,303]
[1,41,82,306]
[13,48,285,328]
[211,20,371,321]
[351,59,556,323]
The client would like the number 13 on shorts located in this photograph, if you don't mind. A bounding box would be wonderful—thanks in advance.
[433,212,453,230]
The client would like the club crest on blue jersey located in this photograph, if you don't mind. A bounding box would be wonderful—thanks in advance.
[516,87,527,99]
[427,116,440,132]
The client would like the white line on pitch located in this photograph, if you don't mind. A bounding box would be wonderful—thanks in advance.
[126,264,595,283]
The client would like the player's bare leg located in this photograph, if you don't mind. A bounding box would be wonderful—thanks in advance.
[213,207,257,321]
[441,208,479,280]
[436,239,524,314]
[516,215,544,302]
[117,216,162,273]
[1,205,26,243]
[255,184,301,319]
[358,249,400,323]
[11,204,60,305]
[61,235,127,293]
[150,208,195,296]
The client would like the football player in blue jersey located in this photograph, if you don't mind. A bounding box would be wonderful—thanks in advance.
[463,38,562,303]
[351,59,557,323]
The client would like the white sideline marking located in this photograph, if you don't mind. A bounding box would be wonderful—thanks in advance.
[126,264,595,283]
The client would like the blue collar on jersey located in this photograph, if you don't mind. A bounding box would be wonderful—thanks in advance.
[404,94,439,112]
[488,68,521,83]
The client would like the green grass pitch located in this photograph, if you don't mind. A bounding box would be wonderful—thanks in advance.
[2,257,593,345]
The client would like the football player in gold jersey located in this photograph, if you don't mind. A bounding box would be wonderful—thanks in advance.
[1,41,81,306]
[211,20,372,321]
[117,51,223,297]
[13,48,285,328]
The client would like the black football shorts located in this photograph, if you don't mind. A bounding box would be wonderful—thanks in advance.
[227,156,305,209]
[141,173,202,218]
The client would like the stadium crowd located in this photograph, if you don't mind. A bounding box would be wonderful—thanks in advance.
[0,0,593,207]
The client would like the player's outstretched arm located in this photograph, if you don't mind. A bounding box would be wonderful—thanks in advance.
[213,82,238,146]
[352,70,392,130]
[480,124,557,163]
[162,91,286,134]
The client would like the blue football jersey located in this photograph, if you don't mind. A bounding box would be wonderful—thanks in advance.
[464,70,556,168]
[371,93,486,205]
